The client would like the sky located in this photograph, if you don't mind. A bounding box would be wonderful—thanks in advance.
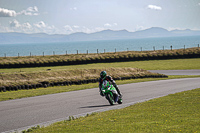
[0,0,200,35]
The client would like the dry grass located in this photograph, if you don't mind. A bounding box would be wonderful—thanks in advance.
[0,68,164,87]
[0,47,199,66]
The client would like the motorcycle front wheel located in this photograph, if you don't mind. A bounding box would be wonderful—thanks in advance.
[106,93,114,105]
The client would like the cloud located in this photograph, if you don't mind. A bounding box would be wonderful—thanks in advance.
[9,19,33,33]
[147,5,162,10]
[17,6,39,16]
[94,27,105,32]
[73,25,80,28]
[113,23,118,26]
[70,7,77,11]
[10,19,21,28]
[0,24,12,32]
[9,19,32,29]
[64,25,73,32]
[63,25,106,34]
[22,22,32,29]
[104,23,118,27]
[7,20,58,34]
[0,6,39,17]
[0,8,17,17]
[104,23,112,27]
[33,21,58,33]
[198,3,200,6]
[135,25,145,31]
[64,25,84,34]
[27,6,38,12]
[3,20,117,34]
[34,21,46,28]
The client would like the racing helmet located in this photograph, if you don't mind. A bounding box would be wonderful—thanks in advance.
[100,71,107,79]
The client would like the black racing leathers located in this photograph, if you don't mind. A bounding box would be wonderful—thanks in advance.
[99,75,121,96]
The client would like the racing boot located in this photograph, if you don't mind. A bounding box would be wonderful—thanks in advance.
[115,85,122,99]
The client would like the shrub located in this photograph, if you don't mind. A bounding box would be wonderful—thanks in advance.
[142,54,148,59]
[75,58,82,63]
[128,54,134,60]
[100,56,105,60]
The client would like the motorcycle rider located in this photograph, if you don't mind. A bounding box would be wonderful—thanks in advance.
[99,71,122,98]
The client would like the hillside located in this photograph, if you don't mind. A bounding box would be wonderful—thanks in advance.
[0,27,200,44]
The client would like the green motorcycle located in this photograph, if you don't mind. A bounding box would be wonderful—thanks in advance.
[101,80,122,105]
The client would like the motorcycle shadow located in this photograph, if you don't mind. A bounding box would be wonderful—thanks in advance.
[80,104,115,108]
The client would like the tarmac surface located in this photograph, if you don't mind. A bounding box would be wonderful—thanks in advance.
[149,69,200,75]
[1,70,200,133]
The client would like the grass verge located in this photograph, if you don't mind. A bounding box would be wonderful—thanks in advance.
[0,75,199,102]
[0,67,165,88]
[0,58,200,74]
[25,87,200,133]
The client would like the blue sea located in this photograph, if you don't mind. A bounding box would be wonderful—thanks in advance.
[0,36,200,57]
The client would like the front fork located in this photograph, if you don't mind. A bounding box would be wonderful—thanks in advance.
[109,90,119,102]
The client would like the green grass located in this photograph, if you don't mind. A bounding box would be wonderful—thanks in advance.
[27,87,200,133]
[0,75,199,102]
[1,58,200,74]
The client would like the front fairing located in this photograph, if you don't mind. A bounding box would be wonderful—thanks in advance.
[101,85,115,94]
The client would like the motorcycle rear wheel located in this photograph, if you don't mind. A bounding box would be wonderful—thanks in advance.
[117,99,122,104]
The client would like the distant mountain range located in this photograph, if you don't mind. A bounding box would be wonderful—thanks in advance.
[0,27,200,44]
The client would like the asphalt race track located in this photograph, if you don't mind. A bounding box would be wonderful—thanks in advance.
[1,70,200,132]
[149,70,200,75]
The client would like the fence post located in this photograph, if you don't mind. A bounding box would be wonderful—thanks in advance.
[43,52,44,57]
[53,51,55,56]
[170,45,172,51]
[87,50,88,54]
[127,48,129,51]
[104,49,105,53]
[4,53,6,58]
[198,44,199,48]
[115,48,116,53]
[77,50,78,54]
[141,47,142,51]
[163,46,164,50]
[97,49,98,54]
[30,52,31,57]
[18,53,20,57]
[66,51,67,55]
[184,45,185,50]
[153,46,155,51]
